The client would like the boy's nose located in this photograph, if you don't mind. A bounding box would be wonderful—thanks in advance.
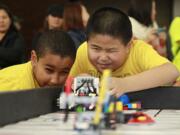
[99,53,109,61]
[50,75,59,85]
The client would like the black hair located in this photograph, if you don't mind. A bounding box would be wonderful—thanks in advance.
[47,4,64,18]
[86,6,132,45]
[128,0,153,27]
[35,30,76,60]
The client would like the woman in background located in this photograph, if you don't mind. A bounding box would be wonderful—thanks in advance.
[0,4,25,69]
[68,0,89,27]
[128,0,167,57]
[63,2,86,49]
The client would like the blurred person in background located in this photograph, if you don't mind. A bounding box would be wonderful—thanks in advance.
[0,4,25,69]
[32,4,64,50]
[169,17,180,86]
[63,2,86,49]
[68,0,89,27]
[128,0,167,57]
[13,15,23,31]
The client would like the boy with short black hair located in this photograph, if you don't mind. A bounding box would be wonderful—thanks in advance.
[69,7,179,96]
[0,30,76,91]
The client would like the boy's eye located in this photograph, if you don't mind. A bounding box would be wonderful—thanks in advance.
[45,68,54,74]
[107,49,118,53]
[92,47,101,51]
[60,71,69,76]
[62,69,70,74]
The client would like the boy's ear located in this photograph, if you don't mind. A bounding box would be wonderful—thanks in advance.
[31,50,38,66]
[126,38,133,53]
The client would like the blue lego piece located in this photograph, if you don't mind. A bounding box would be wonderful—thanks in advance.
[117,94,130,104]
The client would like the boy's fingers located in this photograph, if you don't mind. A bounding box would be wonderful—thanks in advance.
[110,88,124,98]
[109,89,116,95]
[115,92,123,98]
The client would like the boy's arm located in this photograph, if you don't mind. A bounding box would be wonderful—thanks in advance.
[110,63,180,97]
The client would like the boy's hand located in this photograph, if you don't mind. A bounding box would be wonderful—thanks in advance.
[109,77,125,97]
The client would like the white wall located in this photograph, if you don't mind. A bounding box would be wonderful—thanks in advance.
[173,0,180,17]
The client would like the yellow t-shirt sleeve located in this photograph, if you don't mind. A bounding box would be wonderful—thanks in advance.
[69,42,88,77]
[0,78,14,92]
[0,62,39,92]
[0,69,21,92]
[135,41,169,70]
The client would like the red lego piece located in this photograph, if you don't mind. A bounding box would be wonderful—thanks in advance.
[127,112,154,124]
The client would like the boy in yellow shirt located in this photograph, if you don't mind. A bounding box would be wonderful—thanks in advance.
[0,30,76,92]
[69,7,179,97]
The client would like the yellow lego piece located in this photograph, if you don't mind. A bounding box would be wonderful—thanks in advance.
[132,103,137,108]
[93,69,111,125]
[116,101,123,111]
[137,116,147,121]
[108,102,114,113]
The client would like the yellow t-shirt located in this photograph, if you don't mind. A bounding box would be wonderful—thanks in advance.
[169,17,180,71]
[0,61,39,92]
[70,40,169,78]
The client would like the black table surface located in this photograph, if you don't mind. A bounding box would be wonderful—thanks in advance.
[0,86,180,126]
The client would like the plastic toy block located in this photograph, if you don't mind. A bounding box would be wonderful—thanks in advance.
[124,102,141,110]
[132,103,137,108]
[73,76,99,96]
[93,69,111,125]
[103,102,109,113]
[108,102,114,113]
[89,93,96,97]
[76,105,84,113]
[137,116,147,121]
[123,106,128,110]
[127,112,154,124]
[118,94,130,104]
[116,101,123,111]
